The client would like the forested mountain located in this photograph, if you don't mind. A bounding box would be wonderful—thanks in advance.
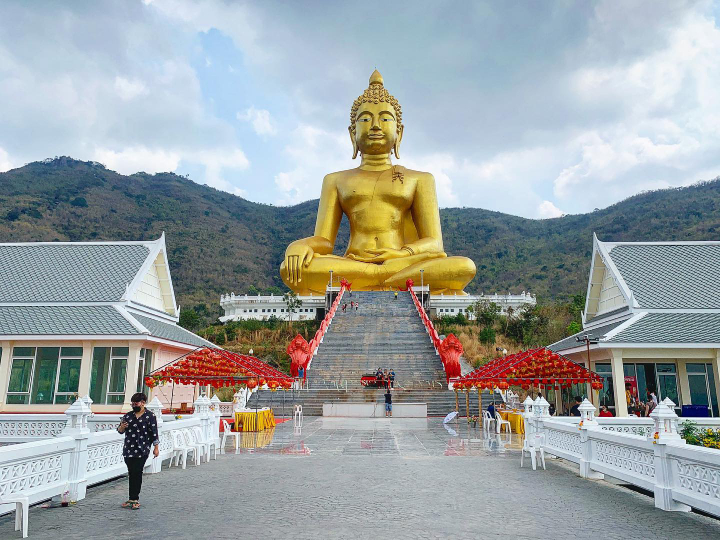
[2,157,719,313]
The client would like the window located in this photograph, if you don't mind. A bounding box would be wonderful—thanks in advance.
[90,347,129,405]
[137,348,153,395]
[55,347,82,404]
[594,363,614,408]
[656,363,679,408]
[6,346,82,404]
[7,347,35,404]
[687,363,718,417]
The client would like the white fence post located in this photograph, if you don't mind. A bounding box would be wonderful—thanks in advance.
[62,398,92,502]
[194,395,212,445]
[649,400,691,513]
[146,397,164,474]
[210,395,222,448]
[577,398,603,480]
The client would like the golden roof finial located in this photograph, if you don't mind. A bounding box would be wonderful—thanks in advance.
[369,69,384,86]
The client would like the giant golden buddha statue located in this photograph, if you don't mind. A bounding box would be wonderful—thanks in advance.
[280,70,476,295]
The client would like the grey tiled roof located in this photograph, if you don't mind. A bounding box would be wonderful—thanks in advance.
[0,244,150,302]
[132,314,214,348]
[585,306,630,325]
[608,244,720,309]
[607,313,720,343]
[547,320,625,353]
[0,306,141,335]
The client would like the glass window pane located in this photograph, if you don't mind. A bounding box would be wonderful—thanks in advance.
[707,363,718,417]
[31,348,59,404]
[111,347,129,357]
[60,347,83,357]
[658,374,679,406]
[686,363,707,374]
[594,363,612,374]
[657,363,677,374]
[12,347,35,357]
[57,358,81,394]
[108,358,127,394]
[688,374,710,408]
[89,347,110,404]
[8,358,33,393]
[6,394,29,404]
[107,394,124,404]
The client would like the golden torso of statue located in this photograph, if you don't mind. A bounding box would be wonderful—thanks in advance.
[280,71,475,294]
[335,168,418,257]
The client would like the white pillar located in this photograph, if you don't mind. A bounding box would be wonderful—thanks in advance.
[649,400,690,512]
[146,397,165,474]
[577,398,603,479]
[610,349,628,417]
[0,341,13,409]
[123,342,143,408]
[62,398,92,502]
[77,341,94,398]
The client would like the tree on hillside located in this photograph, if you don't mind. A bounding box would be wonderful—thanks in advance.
[283,291,302,325]
[179,308,201,330]
[474,299,501,328]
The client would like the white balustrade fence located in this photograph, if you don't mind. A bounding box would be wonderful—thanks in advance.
[0,396,220,516]
[530,398,720,517]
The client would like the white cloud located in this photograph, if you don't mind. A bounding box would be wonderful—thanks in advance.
[93,146,181,174]
[274,125,349,204]
[114,76,148,101]
[237,107,276,137]
[537,201,564,219]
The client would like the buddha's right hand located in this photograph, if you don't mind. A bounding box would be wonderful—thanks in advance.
[285,242,315,285]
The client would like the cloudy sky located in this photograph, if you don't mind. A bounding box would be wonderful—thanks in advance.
[1,0,719,218]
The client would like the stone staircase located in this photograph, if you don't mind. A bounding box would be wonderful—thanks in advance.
[247,291,499,416]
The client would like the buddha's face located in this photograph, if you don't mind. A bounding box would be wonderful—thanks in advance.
[352,101,403,156]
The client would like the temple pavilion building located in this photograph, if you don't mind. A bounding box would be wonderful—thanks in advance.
[549,234,720,417]
[0,234,212,413]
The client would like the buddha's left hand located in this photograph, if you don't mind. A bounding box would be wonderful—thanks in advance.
[349,248,408,263]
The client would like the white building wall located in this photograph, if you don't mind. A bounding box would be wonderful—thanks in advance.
[219,294,325,322]
[132,259,165,312]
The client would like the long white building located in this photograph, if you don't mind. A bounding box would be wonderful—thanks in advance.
[219,290,535,322]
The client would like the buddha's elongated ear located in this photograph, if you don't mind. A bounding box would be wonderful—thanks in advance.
[348,126,359,159]
[393,124,404,159]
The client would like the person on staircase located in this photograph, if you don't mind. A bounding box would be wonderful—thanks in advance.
[394,291,398,300]
[384,387,393,417]
[384,369,390,389]
[389,369,395,388]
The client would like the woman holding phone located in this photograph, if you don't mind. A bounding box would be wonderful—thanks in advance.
[117,392,159,510]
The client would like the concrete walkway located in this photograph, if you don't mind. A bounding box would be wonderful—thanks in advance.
[3,418,719,539]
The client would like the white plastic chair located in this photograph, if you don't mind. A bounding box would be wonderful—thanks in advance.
[181,429,203,465]
[221,419,241,452]
[170,430,195,469]
[495,412,512,434]
[1,493,28,538]
[293,404,303,427]
[192,425,218,461]
[482,411,496,432]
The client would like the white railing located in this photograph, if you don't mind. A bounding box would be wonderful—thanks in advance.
[526,397,720,517]
[0,396,221,516]
[0,413,184,443]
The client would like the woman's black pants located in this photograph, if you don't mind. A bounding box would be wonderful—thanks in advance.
[124,457,146,501]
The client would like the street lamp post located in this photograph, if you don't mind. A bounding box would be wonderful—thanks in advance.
[420,269,424,310]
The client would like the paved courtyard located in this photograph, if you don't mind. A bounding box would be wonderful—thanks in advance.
[3,417,720,539]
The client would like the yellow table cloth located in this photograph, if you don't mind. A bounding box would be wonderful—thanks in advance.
[235,409,276,432]
[499,410,525,434]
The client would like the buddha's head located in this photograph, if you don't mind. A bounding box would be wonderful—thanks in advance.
[349,70,404,159]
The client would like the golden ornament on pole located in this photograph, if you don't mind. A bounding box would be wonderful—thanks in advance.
[281,70,476,294]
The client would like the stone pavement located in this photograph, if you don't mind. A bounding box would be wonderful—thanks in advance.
[3,418,720,540]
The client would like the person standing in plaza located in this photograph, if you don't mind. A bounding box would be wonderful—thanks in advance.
[117,392,159,510]
[384,387,393,417]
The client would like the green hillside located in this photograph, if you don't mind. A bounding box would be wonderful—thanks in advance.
[2,157,719,315]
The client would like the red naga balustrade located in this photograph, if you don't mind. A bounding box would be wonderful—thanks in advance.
[406,279,462,382]
[286,279,350,380]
